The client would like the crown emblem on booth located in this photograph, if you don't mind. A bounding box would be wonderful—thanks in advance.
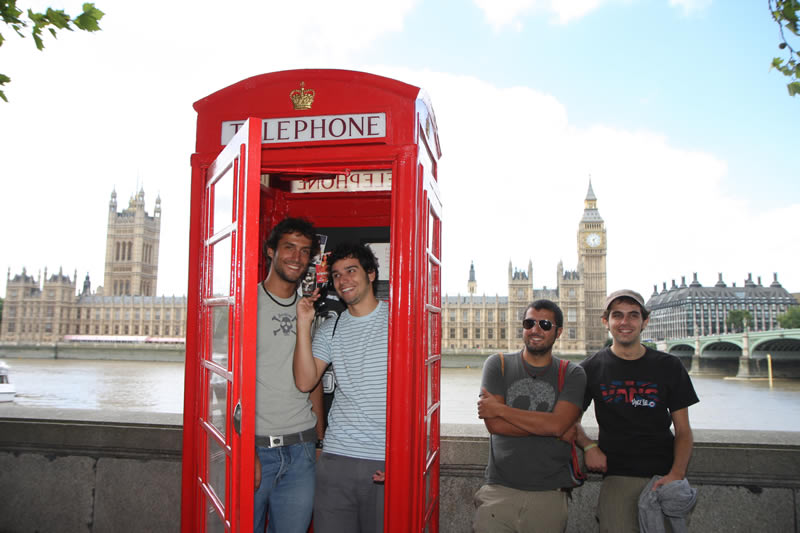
[290,82,315,110]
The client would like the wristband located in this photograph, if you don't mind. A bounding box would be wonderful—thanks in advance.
[583,442,598,452]
[316,439,324,450]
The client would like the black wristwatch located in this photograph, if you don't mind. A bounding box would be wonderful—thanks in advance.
[316,439,324,450]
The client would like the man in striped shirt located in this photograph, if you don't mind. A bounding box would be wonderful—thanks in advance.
[294,242,388,533]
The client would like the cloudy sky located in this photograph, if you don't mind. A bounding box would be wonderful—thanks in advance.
[1,0,797,303]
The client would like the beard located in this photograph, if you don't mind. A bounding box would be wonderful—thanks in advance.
[272,261,307,285]
[524,336,555,356]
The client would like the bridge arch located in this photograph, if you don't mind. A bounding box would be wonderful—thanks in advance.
[749,338,800,377]
[693,341,740,375]
[667,343,694,356]
[660,329,800,377]
[700,341,742,358]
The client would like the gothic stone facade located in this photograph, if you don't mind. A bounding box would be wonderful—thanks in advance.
[442,183,608,356]
[1,190,186,343]
[104,188,161,297]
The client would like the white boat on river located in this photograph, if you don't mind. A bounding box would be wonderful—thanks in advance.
[0,361,16,402]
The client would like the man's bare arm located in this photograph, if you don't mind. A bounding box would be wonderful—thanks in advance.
[310,381,325,440]
[478,387,581,437]
[292,291,328,392]
[576,422,607,472]
[478,389,529,436]
[653,407,693,489]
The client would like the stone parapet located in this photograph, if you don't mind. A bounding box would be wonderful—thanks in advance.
[1,407,799,532]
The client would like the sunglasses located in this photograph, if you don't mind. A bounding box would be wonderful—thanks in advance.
[522,318,554,331]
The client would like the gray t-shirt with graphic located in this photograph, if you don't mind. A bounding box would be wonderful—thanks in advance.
[481,350,586,491]
[255,285,317,437]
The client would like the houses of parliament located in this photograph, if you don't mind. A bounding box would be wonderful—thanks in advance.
[1,190,186,343]
[2,184,607,353]
[442,183,608,356]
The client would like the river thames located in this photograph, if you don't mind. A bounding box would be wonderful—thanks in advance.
[4,358,800,431]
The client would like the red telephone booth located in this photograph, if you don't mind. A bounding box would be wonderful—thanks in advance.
[181,69,443,533]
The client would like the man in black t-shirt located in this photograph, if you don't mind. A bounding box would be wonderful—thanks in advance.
[577,289,699,533]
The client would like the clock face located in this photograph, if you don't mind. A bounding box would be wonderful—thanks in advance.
[586,233,601,247]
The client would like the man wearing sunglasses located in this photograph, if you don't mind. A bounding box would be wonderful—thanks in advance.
[473,299,586,533]
[576,290,699,533]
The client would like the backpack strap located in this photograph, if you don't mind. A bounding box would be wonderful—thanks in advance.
[556,358,587,486]
[499,352,505,376]
[557,358,568,392]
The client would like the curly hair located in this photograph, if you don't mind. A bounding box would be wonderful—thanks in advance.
[328,242,379,295]
[263,217,320,268]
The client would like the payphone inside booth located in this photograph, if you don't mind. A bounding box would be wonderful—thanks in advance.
[181,70,443,533]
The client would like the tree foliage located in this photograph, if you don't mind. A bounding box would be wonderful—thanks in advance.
[777,306,800,328]
[0,1,104,101]
[726,309,753,332]
[770,0,800,96]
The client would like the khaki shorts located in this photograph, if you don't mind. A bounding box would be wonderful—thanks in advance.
[596,475,649,533]
[473,483,568,533]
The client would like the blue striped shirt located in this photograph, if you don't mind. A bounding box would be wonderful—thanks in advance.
[312,300,388,461]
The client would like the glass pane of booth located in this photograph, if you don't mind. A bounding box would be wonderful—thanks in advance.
[208,368,227,437]
[426,361,433,411]
[207,433,227,509]
[429,209,441,257]
[426,405,432,459]
[424,468,432,517]
[428,207,434,255]
[205,502,226,533]
[427,311,433,354]
[432,362,440,405]
[430,262,441,309]
[211,238,232,297]
[212,164,235,235]
[211,305,230,367]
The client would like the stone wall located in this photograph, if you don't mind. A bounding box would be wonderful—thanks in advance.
[440,424,800,533]
[1,408,798,532]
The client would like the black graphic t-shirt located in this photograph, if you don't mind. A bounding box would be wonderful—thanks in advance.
[580,347,699,477]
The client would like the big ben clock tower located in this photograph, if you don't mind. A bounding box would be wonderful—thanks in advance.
[578,180,607,353]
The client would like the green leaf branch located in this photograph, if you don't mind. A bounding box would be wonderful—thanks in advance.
[769,0,800,97]
[0,1,104,102]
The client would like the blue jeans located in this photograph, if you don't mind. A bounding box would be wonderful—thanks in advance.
[254,440,316,533]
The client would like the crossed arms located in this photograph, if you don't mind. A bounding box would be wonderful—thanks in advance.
[477,387,582,439]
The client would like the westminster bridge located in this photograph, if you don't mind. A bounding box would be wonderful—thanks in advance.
[655,328,800,378]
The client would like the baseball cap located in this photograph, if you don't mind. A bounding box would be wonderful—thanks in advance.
[604,289,646,312]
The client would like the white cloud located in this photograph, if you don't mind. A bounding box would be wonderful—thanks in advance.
[474,0,613,28]
[0,0,419,297]
[2,0,797,308]
[669,0,712,16]
[362,68,798,299]
[475,0,711,28]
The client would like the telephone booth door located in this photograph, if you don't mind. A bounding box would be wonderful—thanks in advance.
[182,119,263,533]
[182,70,442,533]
